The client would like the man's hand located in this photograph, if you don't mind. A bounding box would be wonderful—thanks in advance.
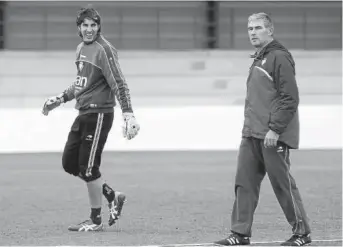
[42,94,64,116]
[264,129,280,148]
[122,112,140,140]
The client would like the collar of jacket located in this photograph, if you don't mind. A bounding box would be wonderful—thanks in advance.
[249,39,274,59]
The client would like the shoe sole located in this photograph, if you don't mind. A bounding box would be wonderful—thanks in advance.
[116,194,126,216]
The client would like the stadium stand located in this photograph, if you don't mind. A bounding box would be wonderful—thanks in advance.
[0,1,341,107]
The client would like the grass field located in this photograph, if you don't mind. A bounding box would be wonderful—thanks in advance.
[0,150,341,246]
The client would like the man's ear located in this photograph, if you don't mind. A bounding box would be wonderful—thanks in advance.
[267,27,274,36]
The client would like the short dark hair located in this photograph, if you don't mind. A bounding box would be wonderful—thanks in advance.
[248,12,274,31]
[76,6,101,27]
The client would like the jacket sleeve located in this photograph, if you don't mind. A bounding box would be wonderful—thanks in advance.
[62,83,76,102]
[99,48,133,113]
[269,52,299,134]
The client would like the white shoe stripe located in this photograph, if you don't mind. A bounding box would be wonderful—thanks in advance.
[226,237,241,245]
[295,239,303,246]
[78,223,102,231]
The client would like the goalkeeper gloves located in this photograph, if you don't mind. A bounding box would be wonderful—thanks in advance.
[42,93,65,116]
[122,112,140,140]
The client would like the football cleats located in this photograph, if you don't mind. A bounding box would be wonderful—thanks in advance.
[108,192,126,226]
[68,218,103,232]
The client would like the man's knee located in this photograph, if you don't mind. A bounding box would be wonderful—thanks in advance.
[62,154,79,176]
[78,167,101,182]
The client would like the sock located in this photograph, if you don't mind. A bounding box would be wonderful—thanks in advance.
[90,208,101,224]
[86,177,103,209]
[91,207,101,218]
[102,182,115,203]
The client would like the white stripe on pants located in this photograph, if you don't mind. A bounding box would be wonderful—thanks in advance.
[86,113,104,177]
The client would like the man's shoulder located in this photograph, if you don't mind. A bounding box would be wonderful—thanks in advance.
[95,35,117,51]
[75,42,84,59]
[267,49,292,60]
[76,42,84,51]
[95,35,118,60]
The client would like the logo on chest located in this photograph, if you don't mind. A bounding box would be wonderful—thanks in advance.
[75,75,88,88]
[78,61,84,72]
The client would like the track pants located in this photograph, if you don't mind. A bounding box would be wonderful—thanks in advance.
[231,137,311,237]
[62,112,114,181]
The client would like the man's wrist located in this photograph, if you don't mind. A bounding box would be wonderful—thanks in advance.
[122,112,134,121]
[269,129,280,137]
[57,93,66,103]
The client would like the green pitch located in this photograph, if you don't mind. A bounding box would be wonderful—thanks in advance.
[0,150,341,246]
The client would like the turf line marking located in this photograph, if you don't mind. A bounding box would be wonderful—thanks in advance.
[154,239,343,246]
[252,238,343,244]
[60,239,343,247]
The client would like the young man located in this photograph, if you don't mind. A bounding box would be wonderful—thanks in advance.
[42,7,140,231]
[215,13,311,246]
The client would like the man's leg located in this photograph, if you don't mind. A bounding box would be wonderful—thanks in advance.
[69,112,124,231]
[215,137,266,245]
[261,141,311,245]
[68,113,106,231]
[231,137,266,237]
[95,113,126,226]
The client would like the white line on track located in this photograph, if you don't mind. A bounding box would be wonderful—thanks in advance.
[251,238,343,244]
[61,238,343,247]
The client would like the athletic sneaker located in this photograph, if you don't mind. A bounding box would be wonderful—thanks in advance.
[215,233,250,245]
[68,217,103,232]
[108,191,126,226]
[281,234,312,246]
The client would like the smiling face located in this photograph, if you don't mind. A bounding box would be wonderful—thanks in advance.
[78,18,100,43]
[248,15,274,48]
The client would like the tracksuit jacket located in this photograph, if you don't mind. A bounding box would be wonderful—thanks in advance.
[62,34,133,115]
[242,40,300,149]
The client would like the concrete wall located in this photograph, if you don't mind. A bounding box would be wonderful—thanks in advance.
[0,105,341,153]
[0,50,341,108]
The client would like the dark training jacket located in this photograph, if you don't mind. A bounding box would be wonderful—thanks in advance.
[242,40,300,149]
[62,34,133,115]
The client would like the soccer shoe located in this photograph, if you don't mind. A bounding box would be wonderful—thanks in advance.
[281,234,312,246]
[68,218,103,232]
[108,191,126,226]
[214,233,250,245]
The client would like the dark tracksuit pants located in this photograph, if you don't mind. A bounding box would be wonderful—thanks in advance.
[231,137,311,237]
[62,112,114,181]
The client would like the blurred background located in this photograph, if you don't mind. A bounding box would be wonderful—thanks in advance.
[0,0,341,152]
[0,0,341,109]
[0,1,342,50]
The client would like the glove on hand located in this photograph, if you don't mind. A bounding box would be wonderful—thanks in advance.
[122,112,140,140]
[42,94,64,116]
